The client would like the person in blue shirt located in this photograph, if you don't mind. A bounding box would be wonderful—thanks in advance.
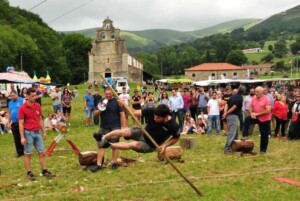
[84,88,95,127]
[8,90,24,157]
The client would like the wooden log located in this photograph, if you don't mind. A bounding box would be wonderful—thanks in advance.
[79,151,97,166]
[158,146,183,161]
[179,137,197,149]
[231,140,254,153]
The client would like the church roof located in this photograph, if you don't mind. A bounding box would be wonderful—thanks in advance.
[185,63,242,71]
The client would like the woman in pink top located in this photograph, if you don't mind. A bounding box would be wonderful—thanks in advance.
[272,95,288,139]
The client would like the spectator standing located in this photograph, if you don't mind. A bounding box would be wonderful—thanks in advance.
[181,88,191,117]
[51,86,62,113]
[222,86,232,135]
[288,93,300,140]
[61,88,72,126]
[197,87,209,115]
[33,84,43,106]
[119,87,130,127]
[131,89,142,123]
[207,91,221,135]
[272,95,288,139]
[90,88,126,172]
[73,87,79,104]
[84,88,94,127]
[169,88,184,131]
[242,88,256,136]
[243,87,272,153]
[8,90,24,157]
[20,87,27,99]
[18,88,52,181]
[189,88,199,121]
[140,92,147,124]
[93,89,102,125]
[159,91,169,106]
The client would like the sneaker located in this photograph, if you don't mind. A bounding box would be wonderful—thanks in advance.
[111,163,118,170]
[8,130,12,134]
[42,170,52,178]
[241,136,249,141]
[90,165,102,172]
[27,172,36,181]
[282,136,287,140]
[93,132,104,141]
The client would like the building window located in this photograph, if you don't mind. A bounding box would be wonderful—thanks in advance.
[223,73,227,76]
[107,58,109,63]
[233,72,237,76]
[192,73,195,77]
[212,73,215,76]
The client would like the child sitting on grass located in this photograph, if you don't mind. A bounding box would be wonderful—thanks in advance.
[0,113,12,134]
[193,115,207,134]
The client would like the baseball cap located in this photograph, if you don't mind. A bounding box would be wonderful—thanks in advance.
[134,89,138,92]
[225,85,232,90]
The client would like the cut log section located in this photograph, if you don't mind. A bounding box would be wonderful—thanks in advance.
[158,146,183,161]
[179,137,197,149]
[79,151,97,166]
[231,140,254,153]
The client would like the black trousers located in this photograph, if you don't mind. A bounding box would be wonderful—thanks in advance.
[274,116,286,137]
[11,122,24,156]
[243,116,270,152]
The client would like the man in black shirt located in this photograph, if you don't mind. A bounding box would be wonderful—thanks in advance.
[95,104,180,154]
[222,86,244,154]
[90,88,126,172]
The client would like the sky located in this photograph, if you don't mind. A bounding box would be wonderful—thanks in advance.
[7,0,300,32]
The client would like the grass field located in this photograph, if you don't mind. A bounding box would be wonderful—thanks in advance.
[0,84,300,201]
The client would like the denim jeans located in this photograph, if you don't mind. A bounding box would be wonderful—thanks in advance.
[24,130,44,154]
[172,110,183,131]
[208,115,220,135]
[53,104,62,113]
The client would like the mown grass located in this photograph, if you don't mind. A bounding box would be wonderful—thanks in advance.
[0,84,300,201]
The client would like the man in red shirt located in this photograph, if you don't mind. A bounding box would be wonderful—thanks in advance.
[243,86,271,153]
[19,88,52,181]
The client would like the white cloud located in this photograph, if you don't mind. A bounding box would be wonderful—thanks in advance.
[7,0,300,31]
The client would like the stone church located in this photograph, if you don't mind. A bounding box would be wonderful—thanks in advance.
[88,17,143,83]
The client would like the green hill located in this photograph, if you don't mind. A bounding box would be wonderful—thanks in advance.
[189,18,260,36]
[248,5,300,32]
[64,18,259,52]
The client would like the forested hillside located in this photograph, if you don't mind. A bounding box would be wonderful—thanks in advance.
[1,0,300,83]
[0,0,91,84]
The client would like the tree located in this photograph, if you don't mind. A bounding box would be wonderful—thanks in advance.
[273,39,288,58]
[290,37,300,55]
[0,25,37,70]
[226,50,247,66]
[134,52,159,75]
[261,53,274,63]
[268,44,273,51]
[62,33,92,84]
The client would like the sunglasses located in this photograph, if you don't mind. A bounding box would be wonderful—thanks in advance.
[186,114,191,116]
